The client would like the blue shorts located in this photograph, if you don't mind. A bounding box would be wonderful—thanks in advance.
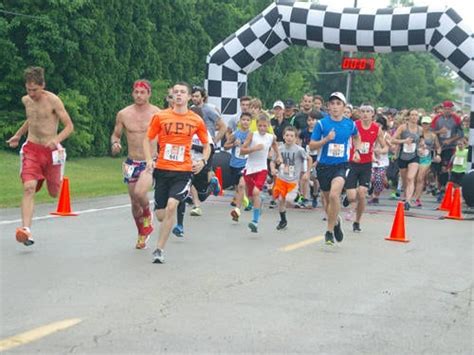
[123,158,146,184]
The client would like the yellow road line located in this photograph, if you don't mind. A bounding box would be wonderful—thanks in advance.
[0,318,82,352]
[279,236,324,252]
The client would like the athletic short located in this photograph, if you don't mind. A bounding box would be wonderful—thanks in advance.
[244,170,268,196]
[450,171,465,186]
[20,141,62,195]
[192,164,211,194]
[419,156,432,166]
[441,149,455,167]
[273,177,297,199]
[316,163,348,192]
[398,156,419,169]
[229,166,244,186]
[153,169,192,210]
[123,158,146,184]
[345,162,372,189]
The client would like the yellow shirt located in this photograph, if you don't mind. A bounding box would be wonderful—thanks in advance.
[238,118,274,134]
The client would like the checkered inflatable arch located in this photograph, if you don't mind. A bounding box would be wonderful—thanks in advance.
[205,0,474,169]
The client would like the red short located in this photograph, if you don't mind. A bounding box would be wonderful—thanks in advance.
[273,177,297,199]
[244,170,268,196]
[21,141,62,195]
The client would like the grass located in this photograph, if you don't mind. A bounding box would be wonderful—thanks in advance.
[0,151,128,208]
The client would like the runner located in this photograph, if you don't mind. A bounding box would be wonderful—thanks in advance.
[343,104,385,232]
[270,126,309,230]
[448,137,469,188]
[144,82,210,263]
[6,67,74,246]
[240,114,281,233]
[225,112,251,222]
[309,92,361,245]
[369,116,391,205]
[391,109,422,211]
[111,79,161,249]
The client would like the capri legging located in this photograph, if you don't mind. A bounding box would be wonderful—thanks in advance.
[371,167,387,195]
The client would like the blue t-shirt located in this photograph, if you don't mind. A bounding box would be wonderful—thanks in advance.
[229,129,249,168]
[311,116,358,165]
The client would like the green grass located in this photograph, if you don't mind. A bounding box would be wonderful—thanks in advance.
[0,151,128,208]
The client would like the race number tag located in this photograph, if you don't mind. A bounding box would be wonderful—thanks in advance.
[52,148,66,165]
[403,143,416,154]
[453,156,464,166]
[359,142,370,154]
[164,144,185,162]
[441,130,451,139]
[327,143,345,157]
[234,146,248,159]
[288,165,295,179]
[122,162,135,179]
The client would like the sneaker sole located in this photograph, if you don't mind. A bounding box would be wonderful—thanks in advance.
[230,210,240,222]
[248,223,258,233]
[16,230,34,245]
[172,230,184,238]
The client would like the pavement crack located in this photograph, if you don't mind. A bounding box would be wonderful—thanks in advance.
[93,329,111,346]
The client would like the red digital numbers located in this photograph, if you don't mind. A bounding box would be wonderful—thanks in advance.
[341,57,375,71]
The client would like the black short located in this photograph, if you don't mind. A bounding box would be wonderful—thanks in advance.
[398,156,419,169]
[229,166,244,186]
[153,169,192,210]
[345,162,372,189]
[441,149,455,167]
[192,164,211,194]
[316,163,348,192]
[450,172,465,186]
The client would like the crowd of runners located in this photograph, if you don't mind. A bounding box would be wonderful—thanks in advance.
[7,67,470,263]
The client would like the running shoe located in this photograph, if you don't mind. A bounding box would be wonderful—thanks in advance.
[231,207,241,222]
[15,227,34,246]
[293,193,301,203]
[190,206,202,216]
[295,198,308,209]
[135,235,150,249]
[142,213,154,236]
[389,192,398,200]
[269,200,277,209]
[248,221,258,233]
[325,231,335,246]
[230,197,237,207]
[404,201,411,211]
[414,199,422,208]
[334,215,344,242]
[353,222,362,233]
[436,192,444,203]
[209,176,221,196]
[244,202,253,212]
[344,209,354,222]
[276,220,287,230]
[152,248,165,263]
[342,195,350,207]
[311,196,318,208]
[172,224,184,238]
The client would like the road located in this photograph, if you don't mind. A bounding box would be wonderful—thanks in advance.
[1,192,473,354]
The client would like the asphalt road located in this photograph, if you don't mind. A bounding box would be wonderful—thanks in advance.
[1,192,473,354]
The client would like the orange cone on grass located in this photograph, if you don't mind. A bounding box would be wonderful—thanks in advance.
[385,201,410,243]
[50,177,78,216]
[437,181,453,211]
[215,166,224,196]
[445,187,463,220]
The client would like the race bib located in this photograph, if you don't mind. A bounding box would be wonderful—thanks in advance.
[234,146,248,159]
[288,165,295,179]
[403,143,416,154]
[453,156,464,166]
[164,144,185,162]
[122,162,135,179]
[52,148,66,165]
[359,142,370,154]
[328,143,345,158]
[440,130,451,139]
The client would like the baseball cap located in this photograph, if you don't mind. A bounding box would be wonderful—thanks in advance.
[273,100,284,109]
[421,116,432,124]
[328,92,347,105]
[442,100,454,108]
[284,99,295,108]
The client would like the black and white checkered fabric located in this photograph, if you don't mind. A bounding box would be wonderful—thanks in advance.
[205,0,473,166]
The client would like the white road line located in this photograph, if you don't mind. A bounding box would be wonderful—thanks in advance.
[0,203,132,226]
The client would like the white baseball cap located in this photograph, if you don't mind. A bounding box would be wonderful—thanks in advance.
[328,92,347,105]
[273,100,284,109]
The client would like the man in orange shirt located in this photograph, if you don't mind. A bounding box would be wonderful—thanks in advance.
[143,82,210,263]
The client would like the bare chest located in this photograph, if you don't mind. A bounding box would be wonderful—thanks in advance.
[25,100,56,123]
[123,112,153,134]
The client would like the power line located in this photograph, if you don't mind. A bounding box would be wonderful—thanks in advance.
[0,9,46,20]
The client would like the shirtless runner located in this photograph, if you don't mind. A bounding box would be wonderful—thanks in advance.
[111,79,161,249]
[7,66,74,246]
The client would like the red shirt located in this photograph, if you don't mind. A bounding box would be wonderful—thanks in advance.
[350,120,379,164]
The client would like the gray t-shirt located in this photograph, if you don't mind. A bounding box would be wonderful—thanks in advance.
[201,103,220,137]
[432,114,463,151]
[278,143,308,182]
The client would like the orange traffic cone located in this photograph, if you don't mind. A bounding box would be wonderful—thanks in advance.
[215,166,224,196]
[437,181,453,211]
[50,177,78,216]
[445,187,463,220]
[385,201,410,243]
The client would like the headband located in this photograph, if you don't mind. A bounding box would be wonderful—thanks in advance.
[133,81,151,93]
[360,105,374,112]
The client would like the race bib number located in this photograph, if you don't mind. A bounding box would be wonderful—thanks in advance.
[440,130,451,139]
[359,142,370,154]
[52,149,66,165]
[453,156,464,166]
[164,144,185,162]
[122,162,135,179]
[281,164,295,179]
[234,146,248,159]
[327,143,345,158]
[403,143,416,154]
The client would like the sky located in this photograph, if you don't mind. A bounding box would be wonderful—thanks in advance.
[317,0,474,29]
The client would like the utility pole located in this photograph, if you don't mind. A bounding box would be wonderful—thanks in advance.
[345,0,358,103]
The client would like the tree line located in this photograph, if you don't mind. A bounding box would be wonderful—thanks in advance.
[1,0,455,157]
